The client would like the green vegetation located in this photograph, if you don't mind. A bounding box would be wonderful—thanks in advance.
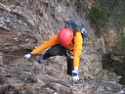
[69,0,87,16]
[114,34,125,55]
[88,0,125,36]
[66,0,72,6]
[91,58,96,63]
[75,0,86,15]
[102,33,125,85]
[88,6,106,36]
[102,61,125,85]
[89,7,105,24]
[71,0,125,85]
[89,0,125,85]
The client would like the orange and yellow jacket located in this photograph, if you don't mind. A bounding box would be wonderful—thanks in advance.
[32,31,82,67]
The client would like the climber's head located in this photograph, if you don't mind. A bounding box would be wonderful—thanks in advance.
[58,28,73,46]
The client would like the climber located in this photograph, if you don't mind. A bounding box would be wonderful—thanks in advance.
[24,20,88,82]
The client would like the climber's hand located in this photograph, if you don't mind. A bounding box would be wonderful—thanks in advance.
[72,70,79,82]
[24,52,32,60]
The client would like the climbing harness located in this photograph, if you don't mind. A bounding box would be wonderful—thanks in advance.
[66,50,73,59]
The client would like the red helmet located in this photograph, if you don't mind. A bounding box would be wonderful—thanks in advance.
[58,28,73,46]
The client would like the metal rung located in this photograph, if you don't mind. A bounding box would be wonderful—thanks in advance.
[72,77,84,86]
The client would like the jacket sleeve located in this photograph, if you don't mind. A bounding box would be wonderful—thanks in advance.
[32,34,58,54]
[73,32,83,67]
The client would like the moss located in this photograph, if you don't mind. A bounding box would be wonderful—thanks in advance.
[89,7,106,22]
[101,69,106,77]
[113,34,125,55]
[66,0,72,6]
[91,59,96,63]
[102,61,125,85]
[80,71,84,75]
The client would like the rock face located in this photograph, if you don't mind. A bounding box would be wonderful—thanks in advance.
[0,0,125,94]
[0,57,125,94]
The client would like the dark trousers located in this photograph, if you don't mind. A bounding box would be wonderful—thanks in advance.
[42,44,73,75]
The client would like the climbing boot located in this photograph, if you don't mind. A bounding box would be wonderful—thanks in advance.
[38,56,45,64]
